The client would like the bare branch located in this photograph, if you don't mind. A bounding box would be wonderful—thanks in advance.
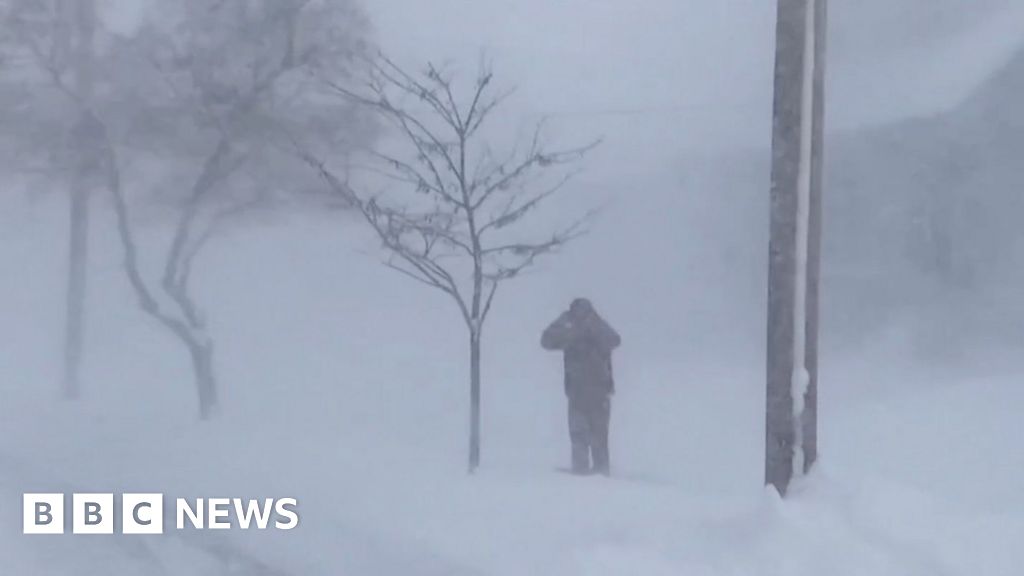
[484,207,595,283]
[431,62,464,132]
[366,148,460,207]
[319,62,465,198]
[383,257,448,293]
[161,139,233,328]
[470,121,597,210]
[101,122,195,344]
[480,279,499,324]
[310,56,598,337]
[377,55,460,130]
[479,168,580,235]
[177,195,263,295]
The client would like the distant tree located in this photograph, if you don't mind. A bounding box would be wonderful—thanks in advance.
[913,144,978,287]
[99,0,370,419]
[2,0,98,399]
[301,57,598,471]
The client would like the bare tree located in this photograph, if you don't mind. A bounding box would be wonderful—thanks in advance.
[3,0,97,399]
[63,0,94,400]
[99,0,368,419]
[302,57,598,472]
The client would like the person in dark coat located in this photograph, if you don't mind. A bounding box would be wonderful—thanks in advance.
[541,298,621,475]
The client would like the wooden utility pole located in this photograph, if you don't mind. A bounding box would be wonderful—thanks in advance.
[765,0,826,497]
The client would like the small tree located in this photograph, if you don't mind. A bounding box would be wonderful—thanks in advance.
[3,0,98,399]
[101,0,369,419]
[303,56,598,472]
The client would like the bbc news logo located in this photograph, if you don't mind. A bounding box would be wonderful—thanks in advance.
[23,494,299,534]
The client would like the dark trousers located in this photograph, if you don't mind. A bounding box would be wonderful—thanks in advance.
[567,393,611,474]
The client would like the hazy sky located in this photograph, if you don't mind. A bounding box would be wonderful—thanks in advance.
[94,0,1024,193]
[99,0,1024,153]
[366,0,1024,148]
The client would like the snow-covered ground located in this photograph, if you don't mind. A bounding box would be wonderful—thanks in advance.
[1,191,1022,575]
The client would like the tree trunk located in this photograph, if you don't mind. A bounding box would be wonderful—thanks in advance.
[187,338,218,421]
[61,0,95,399]
[766,0,826,497]
[62,184,88,399]
[103,117,222,422]
[468,329,481,473]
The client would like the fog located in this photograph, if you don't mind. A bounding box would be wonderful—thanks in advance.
[1,1,1022,574]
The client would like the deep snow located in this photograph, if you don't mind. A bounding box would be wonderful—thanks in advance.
[5,0,1024,573]
[1,190,1021,575]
